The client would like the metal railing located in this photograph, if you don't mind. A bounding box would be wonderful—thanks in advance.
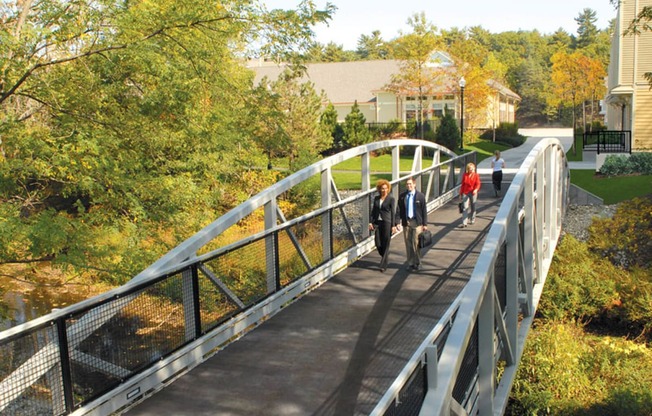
[583,130,632,154]
[0,139,470,416]
[371,138,569,416]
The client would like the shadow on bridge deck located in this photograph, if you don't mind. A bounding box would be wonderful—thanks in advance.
[126,175,503,416]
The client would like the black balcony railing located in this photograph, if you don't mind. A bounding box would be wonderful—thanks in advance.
[583,130,632,154]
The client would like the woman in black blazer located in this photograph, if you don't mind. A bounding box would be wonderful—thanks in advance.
[368,179,397,272]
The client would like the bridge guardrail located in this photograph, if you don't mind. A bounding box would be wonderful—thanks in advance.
[1,140,472,416]
[371,138,569,416]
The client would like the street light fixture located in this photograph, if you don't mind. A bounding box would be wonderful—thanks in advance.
[459,77,466,151]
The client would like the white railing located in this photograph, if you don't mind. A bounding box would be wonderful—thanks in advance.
[371,138,569,416]
[425,138,568,415]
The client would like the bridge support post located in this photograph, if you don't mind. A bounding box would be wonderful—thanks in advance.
[264,199,278,294]
[362,152,371,235]
[506,214,519,359]
[322,168,333,261]
[524,174,535,317]
[478,275,495,415]
[391,146,400,200]
[412,146,423,189]
[535,157,545,284]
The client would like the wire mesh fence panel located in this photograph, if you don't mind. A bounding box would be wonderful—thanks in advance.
[202,238,269,307]
[277,215,325,287]
[382,364,427,416]
[452,322,479,407]
[332,196,367,257]
[495,243,507,312]
[67,273,188,407]
[197,269,241,334]
[0,325,63,415]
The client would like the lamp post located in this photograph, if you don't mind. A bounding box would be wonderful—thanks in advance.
[459,77,466,151]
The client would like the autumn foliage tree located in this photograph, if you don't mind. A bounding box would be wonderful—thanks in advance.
[549,50,606,152]
[386,12,443,139]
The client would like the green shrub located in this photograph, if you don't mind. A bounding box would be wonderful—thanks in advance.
[512,321,652,416]
[600,154,634,176]
[481,122,526,148]
[628,152,652,174]
[435,108,459,151]
[511,321,596,414]
[539,235,620,322]
[588,195,652,270]
[600,152,652,176]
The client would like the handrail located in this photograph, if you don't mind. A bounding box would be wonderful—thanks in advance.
[134,139,459,282]
[422,138,568,415]
[369,138,569,415]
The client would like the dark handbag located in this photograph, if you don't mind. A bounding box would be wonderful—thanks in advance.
[418,229,433,249]
[458,202,464,213]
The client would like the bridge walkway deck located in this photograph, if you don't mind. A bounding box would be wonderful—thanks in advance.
[126,175,503,416]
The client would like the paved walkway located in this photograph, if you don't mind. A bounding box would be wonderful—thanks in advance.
[476,128,594,173]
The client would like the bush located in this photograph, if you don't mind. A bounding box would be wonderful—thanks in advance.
[512,321,652,416]
[540,235,620,322]
[600,152,652,176]
[480,122,526,148]
[588,195,652,270]
[629,152,652,174]
[435,109,459,151]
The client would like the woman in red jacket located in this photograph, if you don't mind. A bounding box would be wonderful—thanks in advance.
[459,162,481,228]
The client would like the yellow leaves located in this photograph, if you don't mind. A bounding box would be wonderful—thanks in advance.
[550,50,606,104]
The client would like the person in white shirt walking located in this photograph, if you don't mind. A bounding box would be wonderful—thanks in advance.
[491,150,506,197]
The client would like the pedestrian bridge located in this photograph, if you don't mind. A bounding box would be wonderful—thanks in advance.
[0,138,569,416]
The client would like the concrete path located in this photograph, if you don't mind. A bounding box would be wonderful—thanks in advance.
[477,128,602,204]
[476,128,594,173]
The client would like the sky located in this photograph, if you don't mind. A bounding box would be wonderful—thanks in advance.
[261,0,618,50]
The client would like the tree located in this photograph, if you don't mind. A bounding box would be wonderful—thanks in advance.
[574,8,600,49]
[513,58,554,125]
[320,102,344,151]
[0,0,334,284]
[356,30,390,60]
[435,105,459,150]
[549,50,604,150]
[387,12,442,139]
[342,101,372,147]
[446,36,494,134]
[322,42,356,62]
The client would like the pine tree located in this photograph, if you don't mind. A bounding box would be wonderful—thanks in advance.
[435,105,460,151]
[342,101,372,147]
[320,103,345,151]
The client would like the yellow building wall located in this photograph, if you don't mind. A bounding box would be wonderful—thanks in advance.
[620,1,637,85]
[377,92,400,122]
[333,102,377,123]
[634,90,652,150]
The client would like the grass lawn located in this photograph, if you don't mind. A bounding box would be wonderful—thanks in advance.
[459,140,510,164]
[331,172,392,190]
[565,134,584,162]
[570,170,652,204]
[331,153,414,172]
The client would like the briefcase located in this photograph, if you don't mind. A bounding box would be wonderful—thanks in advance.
[418,229,433,249]
[458,202,464,213]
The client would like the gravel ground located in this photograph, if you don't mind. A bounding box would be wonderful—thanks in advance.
[561,204,618,242]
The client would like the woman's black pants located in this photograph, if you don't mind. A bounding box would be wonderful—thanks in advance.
[374,220,392,268]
